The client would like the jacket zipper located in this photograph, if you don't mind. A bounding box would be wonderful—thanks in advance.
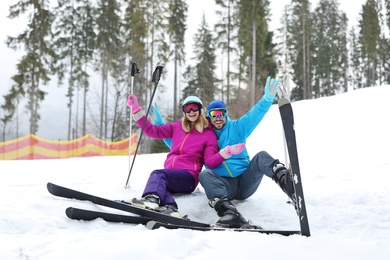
[172,132,191,168]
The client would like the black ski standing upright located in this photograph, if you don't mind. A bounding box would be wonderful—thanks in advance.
[278,97,311,237]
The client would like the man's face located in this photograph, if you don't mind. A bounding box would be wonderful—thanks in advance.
[210,116,226,129]
[208,109,228,130]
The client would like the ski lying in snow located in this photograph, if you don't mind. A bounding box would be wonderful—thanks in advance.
[49,182,304,236]
[64,207,300,236]
[278,97,311,237]
[146,220,300,236]
[47,182,209,228]
[65,207,152,225]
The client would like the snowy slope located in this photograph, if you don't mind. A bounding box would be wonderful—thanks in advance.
[1,86,390,260]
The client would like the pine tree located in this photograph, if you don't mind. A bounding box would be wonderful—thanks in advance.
[5,0,57,135]
[168,0,188,119]
[381,0,390,84]
[349,27,363,89]
[386,0,390,30]
[311,0,348,97]
[1,89,18,141]
[122,0,148,145]
[78,0,96,137]
[145,0,170,77]
[123,0,148,97]
[53,0,97,140]
[238,0,277,106]
[379,35,390,85]
[95,0,122,140]
[286,0,312,101]
[109,44,127,142]
[360,0,381,87]
[182,14,217,106]
[182,65,198,99]
[215,0,239,103]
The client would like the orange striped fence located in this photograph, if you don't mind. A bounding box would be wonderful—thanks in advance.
[0,133,137,160]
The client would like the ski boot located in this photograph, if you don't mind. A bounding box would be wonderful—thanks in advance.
[211,198,248,228]
[272,162,297,207]
[131,195,185,219]
[154,204,185,219]
[129,194,160,210]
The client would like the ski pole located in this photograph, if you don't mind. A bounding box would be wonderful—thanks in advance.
[127,62,139,176]
[125,66,164,188]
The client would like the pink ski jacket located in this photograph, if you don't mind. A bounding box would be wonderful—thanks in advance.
[136,116,224,184]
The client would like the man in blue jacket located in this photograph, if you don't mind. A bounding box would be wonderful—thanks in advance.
[199,76,294,228]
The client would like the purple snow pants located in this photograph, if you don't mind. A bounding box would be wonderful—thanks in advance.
[142,169,196,208]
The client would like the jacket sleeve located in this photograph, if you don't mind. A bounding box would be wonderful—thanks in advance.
[135,116,175,139]
[203,129,225,168]
[233,96,273,139]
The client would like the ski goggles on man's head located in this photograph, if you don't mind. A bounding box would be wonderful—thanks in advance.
[182,103,202,113]
[208,109,227,118]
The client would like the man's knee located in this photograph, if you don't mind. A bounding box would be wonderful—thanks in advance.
[254,150,271,160]
[199,169,214,183]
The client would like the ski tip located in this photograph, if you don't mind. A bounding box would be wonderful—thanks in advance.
[65,207,74,218]
[146,220,157,230]
[47,182,60,195]
[47,182,53,192]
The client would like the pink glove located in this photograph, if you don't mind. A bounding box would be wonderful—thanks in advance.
[127,94,142,113]
[220,143,245,159]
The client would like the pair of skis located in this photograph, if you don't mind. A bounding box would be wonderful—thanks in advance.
[47,97,310,236]
[47,182,299,235]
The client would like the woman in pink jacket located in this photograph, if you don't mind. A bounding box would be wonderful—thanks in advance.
[126,95,245,217]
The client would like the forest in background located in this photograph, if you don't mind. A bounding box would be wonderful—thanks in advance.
[1,0,389,154]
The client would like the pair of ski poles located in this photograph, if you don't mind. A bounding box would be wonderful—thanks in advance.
[125,63,164,188]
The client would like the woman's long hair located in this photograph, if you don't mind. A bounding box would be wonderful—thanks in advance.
[181,110,209,133]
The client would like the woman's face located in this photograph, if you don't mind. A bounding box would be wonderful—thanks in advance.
[182,102,201,122]
[185,109,199,122]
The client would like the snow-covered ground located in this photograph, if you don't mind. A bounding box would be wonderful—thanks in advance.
[1,86,390,260]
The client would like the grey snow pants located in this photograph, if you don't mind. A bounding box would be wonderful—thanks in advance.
[198,151,278,201]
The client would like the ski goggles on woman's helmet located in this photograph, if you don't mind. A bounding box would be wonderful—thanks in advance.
[208,109,227,118]
[182,102,202,113]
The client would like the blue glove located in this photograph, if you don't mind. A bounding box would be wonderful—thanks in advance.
[263,76,280,102]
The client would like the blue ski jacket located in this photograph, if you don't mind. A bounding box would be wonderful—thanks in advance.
[206,96,273,178]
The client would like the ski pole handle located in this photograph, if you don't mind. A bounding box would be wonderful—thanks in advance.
[131,62,139,77]
[152,66,163,84]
